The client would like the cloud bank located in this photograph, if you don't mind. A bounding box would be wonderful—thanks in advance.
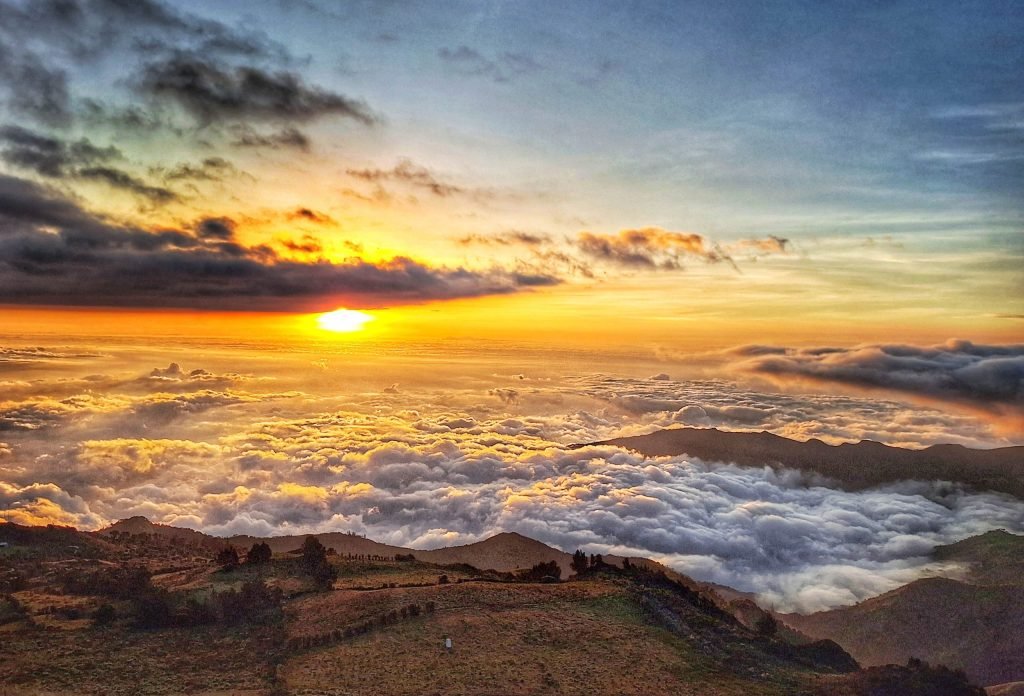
[732,339,1024,417]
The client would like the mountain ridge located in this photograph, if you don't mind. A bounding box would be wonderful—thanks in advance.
[591,427,1024,497]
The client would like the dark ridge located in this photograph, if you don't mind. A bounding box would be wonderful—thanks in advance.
[589,427,1024,498]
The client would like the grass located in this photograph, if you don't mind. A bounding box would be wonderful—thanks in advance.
[1,543,853,695]
[280,580,800,696]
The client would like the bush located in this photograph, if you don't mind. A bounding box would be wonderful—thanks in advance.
[247,542,272,565]
[217,579,283,625]
[518,561,561,583]
[216,546,239,571]
[132,590,173,629]
[63,565,152,599]
[92,603,116,627]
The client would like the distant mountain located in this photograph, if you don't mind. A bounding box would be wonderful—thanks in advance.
[593,427,1024,498]
[782,530,1024,688]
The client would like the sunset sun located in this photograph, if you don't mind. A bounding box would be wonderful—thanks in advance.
[317,308,373,333]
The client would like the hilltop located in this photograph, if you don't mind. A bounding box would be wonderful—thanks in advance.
[593,427,1024,497]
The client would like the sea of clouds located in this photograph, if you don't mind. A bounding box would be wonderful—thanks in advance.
[1,344,1022,612]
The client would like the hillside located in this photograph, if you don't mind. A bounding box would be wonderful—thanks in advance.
[782,531,1024,687]
[0,517,990,695]
[595,427,1024,497]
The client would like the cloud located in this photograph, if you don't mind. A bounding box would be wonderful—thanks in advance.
[140,54,376,126]
[733,339,1024,416]
[1,360,1021,611]
[0,126,175,204]
[0,42,71,127]
[229,125,311,151]
[0,0,294,134]
[575,228,737,269]
[438,45,542,83]
[346,159,467,198]
[77,166,179,204]
[163,157,238,182]
[4,402,1020,612]
[0,174,561,310]
[0,347,101,365]
[0,0,289,64]
[728,235,790,255]
[288,208,335,225]
[0,125,121,178]
[458,231,552,246]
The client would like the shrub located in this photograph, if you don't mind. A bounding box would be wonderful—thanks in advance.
[92,603,116,627]
[518,561,561,583]
[247,542,272,565]
[132,590,174,629]
[216,546,239,571]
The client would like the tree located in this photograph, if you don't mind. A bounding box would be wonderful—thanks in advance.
[300,536,327,570]
[755,612,778,637]
[247,541,272,565]
[216,545,239,571]
[518,560,561,583]
[571,549,588,575]
[300,536,336,589]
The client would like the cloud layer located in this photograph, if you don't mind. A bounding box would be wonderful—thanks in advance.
[1,348,1021,613]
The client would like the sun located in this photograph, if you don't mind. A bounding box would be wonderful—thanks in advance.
[317,308,374,333]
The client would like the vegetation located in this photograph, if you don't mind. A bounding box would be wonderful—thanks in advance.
[246,541,272,565]
[301,535,339,589]
[0,518,1001,695]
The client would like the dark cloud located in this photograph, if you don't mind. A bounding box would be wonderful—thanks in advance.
[347,159,464,197]
[1,126,79,178]
[195,217,236,241]
[229,125,311,151]
[288,208,335,225]
[0,174,560,310]
[0,43,72,127]
[0,0,294,134]
[140,55,376,126]
[163,157,237,182]
[77,166,179,204]
[0,0,289,64]
[438,45,542,83]
[734,340,1024,414]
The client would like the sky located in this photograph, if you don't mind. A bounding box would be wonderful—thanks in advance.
[1,0,1023,612]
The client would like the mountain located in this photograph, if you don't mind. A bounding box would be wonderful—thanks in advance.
[593,427,1024,497]
[409,531,574,576]
[782,530,1024,688]
[0,517,993,694]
